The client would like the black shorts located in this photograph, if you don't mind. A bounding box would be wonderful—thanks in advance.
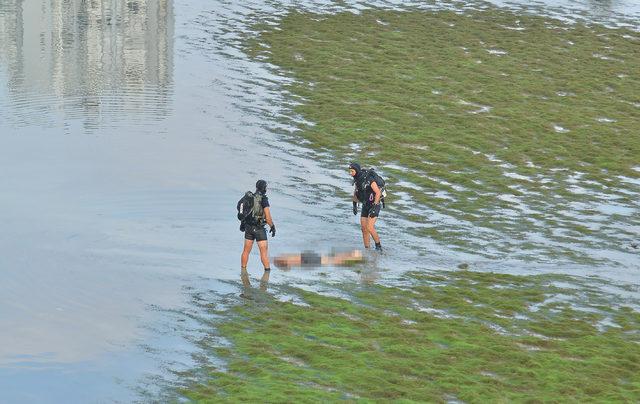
[301,251,322,266]
[361,203,381,218]
[244,223,268,241]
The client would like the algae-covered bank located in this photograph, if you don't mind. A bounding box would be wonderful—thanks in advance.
[246,7,640,266]
[175,272,640,402]
[169,4,640,402]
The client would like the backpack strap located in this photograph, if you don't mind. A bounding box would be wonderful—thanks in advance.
[251,192,265,224]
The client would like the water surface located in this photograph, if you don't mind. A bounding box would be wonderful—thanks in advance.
[0,0,638,402]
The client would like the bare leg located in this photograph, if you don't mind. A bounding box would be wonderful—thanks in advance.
[257,240,270,269]
[367,217,380,244]
[360,217,371,248]
[241,239,254,268]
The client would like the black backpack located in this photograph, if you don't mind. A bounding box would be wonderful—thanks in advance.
[237,191,265,227]
[367,169,386,190]
[355,169,388,205]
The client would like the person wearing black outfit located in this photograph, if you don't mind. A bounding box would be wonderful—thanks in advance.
[349,163,383,251]
[240,180,276,278]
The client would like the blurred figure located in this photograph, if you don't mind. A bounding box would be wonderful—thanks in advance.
[274,249,363,269]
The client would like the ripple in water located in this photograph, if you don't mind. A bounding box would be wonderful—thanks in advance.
[0,0,174,131]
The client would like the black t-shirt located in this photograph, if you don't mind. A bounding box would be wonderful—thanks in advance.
[260,194,270,209]
[364,181,379,204]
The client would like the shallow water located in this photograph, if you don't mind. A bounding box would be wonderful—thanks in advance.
[0,0,638,402]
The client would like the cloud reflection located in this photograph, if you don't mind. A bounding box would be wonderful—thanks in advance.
[0,0,174,130]
[0,0,176,366]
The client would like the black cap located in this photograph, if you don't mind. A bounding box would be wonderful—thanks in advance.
[256,179,267,193]
[349,162,361,175]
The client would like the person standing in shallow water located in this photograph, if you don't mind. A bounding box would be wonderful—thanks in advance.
[349,163,383,251]
[240,180,276,280]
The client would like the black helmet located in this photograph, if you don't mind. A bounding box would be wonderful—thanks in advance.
[256,179,267,193]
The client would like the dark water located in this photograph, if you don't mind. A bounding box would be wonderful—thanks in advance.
[0,0,638,402]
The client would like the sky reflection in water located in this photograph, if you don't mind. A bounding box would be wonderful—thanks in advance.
[0,0,638,402]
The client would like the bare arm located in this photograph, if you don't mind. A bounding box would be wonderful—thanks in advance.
[264,207,274,227]
[370,181,382,205]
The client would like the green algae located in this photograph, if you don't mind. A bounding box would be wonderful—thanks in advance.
[176,271,640,402]
[245,8,640,264]
[167,5,640,402]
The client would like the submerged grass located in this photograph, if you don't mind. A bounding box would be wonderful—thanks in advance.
[167,5,640,403]
[245,7,640,263]
[176,271,640,402]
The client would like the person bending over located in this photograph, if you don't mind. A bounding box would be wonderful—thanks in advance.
[349,162,383,251]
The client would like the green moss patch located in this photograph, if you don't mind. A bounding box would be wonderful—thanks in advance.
[167,7,640,401]
[176,271,640,402]
[245,8,640,264]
